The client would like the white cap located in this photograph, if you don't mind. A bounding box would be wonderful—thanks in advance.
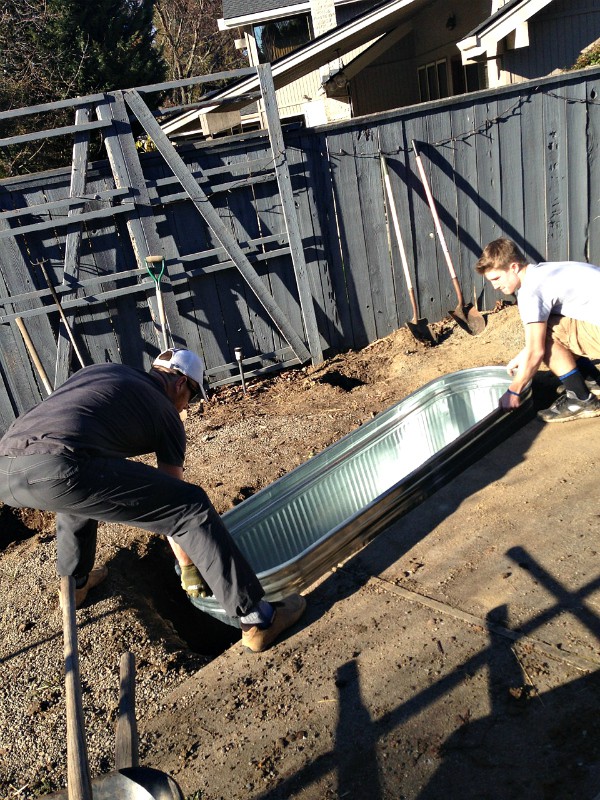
[152,348,208,399]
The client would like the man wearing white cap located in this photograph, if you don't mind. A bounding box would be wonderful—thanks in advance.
[0,348,306,652]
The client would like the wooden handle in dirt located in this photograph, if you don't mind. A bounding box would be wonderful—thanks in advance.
[60,576,93,800]
[381,155,419,320]
[115,651,139,770]
[412,141,457,280]
[15,317,53,395]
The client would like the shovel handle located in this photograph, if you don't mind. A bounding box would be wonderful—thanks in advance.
[15,317,53,395]
[37,262,87,369]
[115,652,139,770]
[145,255,170,350]
[155,284,170,351]
[381,156,413,290]
[61,576,93,800]
[412,141,458,281]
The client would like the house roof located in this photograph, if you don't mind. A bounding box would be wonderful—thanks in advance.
[203,0,429,115]
[221,0,367,28]
[222,0,309,27]
[457,0,554,61]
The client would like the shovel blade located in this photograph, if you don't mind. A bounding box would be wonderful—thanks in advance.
[449,305,472,333]
[95,767,183,800]
[406,318,437,345]
[467,306,486,335]
[450,304,485,336]
[45,767,183,800]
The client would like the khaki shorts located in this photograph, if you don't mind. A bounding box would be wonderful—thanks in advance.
[547,314,600,359]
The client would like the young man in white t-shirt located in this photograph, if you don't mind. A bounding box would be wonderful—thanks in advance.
[475,238,600,423]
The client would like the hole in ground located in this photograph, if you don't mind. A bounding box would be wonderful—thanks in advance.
[0,506,51,550]
[116,539,241,657]
[318,370,365,391]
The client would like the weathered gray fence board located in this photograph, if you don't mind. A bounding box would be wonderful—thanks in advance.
[242,133,309,359]
[316,131,353,352]
[37,181,91,371]
[403,114,440,323]
[424,112,461,314]
[327,128,377,349]
[257,63,322,363]
[377,123,416,333]
[475,98,502,257]
[193,142,277,372]
[587,75,600,263]
[521,88,547,264]
[450,102,484,307]
[55,105,90,385]
[544,90,568,261]
[0,214,54,410]
[0,276,43,416]
[163,179,233,375]
[97,93,177,354]
[356,126,399,339]
[286,132,336,355]
[567,81,588,264]
[497,94,525,261]
[220,146,280,366]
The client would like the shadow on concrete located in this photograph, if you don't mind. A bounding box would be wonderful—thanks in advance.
[255,547,600,800]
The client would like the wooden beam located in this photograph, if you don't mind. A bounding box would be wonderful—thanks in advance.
[0,203,134,240]
[0,188,129,221]
[0,120,109,148]
[55,106,91,388]
[256,63,323,364]
[96,92,181,349]
[123,88,311,364]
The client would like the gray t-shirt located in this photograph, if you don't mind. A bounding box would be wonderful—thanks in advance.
[0,363,185,466]
[517,260,600,325]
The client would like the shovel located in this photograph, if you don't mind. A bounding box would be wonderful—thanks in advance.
[380,155,437,345]
[412,141,485,336]
[33,258,87,367]
[145,255,171,351]
[45,577,183,800]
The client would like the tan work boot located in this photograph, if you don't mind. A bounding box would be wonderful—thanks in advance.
[59,566,109,609]
[241,594,306,653]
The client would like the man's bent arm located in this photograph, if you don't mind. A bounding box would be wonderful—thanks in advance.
[500,322,546,409]
[512,322,546,392]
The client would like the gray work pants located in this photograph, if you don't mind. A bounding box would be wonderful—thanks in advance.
[0,453,263,617]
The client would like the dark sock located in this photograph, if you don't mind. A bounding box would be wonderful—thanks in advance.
[74,574,88,589]
[240,600,274,630]
[576,356,600,383]
[559,368,590,400]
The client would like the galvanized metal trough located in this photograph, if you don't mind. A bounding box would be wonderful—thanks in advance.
[190,366,533,626]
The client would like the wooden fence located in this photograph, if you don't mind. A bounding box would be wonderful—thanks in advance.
[0,65,599,426]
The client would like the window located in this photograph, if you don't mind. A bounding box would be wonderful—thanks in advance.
[417,60,449,102]
[253,14,312,64]
[450,56,488,95]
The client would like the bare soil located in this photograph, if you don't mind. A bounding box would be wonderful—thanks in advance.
[0,303,588,799]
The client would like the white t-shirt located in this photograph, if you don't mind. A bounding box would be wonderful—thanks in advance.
[517,261,600,325]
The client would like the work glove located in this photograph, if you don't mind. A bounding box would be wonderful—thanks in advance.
[180,564,210,598]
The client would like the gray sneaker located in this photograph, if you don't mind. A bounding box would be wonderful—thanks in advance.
[538,391,600,423]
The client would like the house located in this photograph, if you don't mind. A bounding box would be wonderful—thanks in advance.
[163,0,600,138]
